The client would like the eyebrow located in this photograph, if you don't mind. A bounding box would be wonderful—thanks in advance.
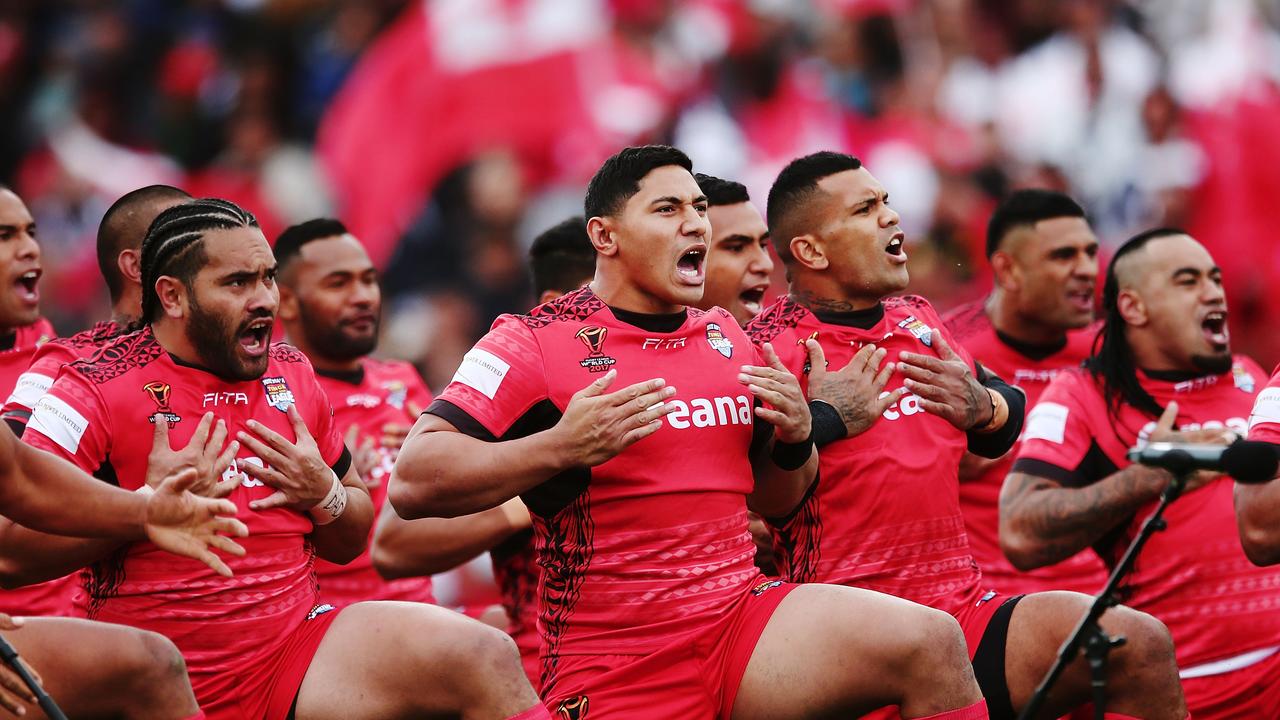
[1171,266,1220,278]
[650,195,708,207]
[852,193,881,210]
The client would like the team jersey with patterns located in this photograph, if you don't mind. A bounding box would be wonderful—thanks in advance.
[3,320,123,429]
[313,358,434,605]
[1014,357,1280,668]
[1247,364,1280,446]
[746,295,985,614]
[490,529,539,681]
[943,300,1106,594]
[22,326,348,700]
[427,286,767,683]
[0,316,71,617]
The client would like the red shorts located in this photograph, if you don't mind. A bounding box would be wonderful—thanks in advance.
[1180,645,1280,719]
[541,579,797,719]
[194,604,341,720]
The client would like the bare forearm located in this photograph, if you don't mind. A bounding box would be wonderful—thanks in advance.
[999,467,1166,569]
[0,519,120,588]
[372,504,517,579]
[748,446,818,519]
[4,441,148,539]
[1236,482,1280,565]
[391,428,568,518]
[309,480,375,565]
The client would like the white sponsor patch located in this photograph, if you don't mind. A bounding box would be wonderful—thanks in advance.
[28,395,89,454]
[453,348,510,400]
[6,372,53,409]
[1249,388,1280,432]
[1023,402,1069,444]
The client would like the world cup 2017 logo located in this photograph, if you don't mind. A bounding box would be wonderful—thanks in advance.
[576,327,617,373]
[143,381,182,427]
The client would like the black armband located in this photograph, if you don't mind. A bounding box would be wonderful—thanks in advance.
[770,433,815,471]
[809,399,847,448]
[966,375,1026,459]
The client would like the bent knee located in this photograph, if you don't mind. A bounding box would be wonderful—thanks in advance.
[1105,606,1176,670]
[894,606,970,671]
[126,629,189,685]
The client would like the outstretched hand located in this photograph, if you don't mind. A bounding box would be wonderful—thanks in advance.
[805,339,902,439]
[147,411,241,498]
[552,370,676,467]
[144,468,249,577]
[897,334,991,431]
[239,405,333,512]
[739,343,810,443]
[0,613,41,716]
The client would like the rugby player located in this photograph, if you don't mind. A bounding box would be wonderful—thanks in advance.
[17,198,547,720]
[748,151,1186,719]
[393,145,989,718]
[1007,228,1280,717]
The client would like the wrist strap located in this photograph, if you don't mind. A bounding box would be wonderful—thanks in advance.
[770,433,814,471]
[809,399,847,447]
[309,471,347,526]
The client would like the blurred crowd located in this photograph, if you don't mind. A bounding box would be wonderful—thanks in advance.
[3,0,1279,391]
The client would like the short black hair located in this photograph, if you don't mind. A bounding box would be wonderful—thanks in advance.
[694,173,750,207]
[985,189,1087,258]
[584,145,693,220]
[97,185,191,302]
[766,151,862,265]
[140,198,258,323]
[274,218,349,273]
[529,216,594,296]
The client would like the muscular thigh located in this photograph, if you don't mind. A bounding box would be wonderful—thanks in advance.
[731,583,954,720]
[5,617,176,719]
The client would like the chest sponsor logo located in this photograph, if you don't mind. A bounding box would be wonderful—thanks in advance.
[261,376,295,412]
[576,326,616,373]
[1013,368,1062,385]
[878,390,927,421]
[346,393,381,409]
[203,391,249,407]
[705,322,733,358]
[143,381,181,427]
[665,394,752,429]
[897,315,934,347]
[1137,416,1249,446]
[384,380,408,409]
[641,337,686,350]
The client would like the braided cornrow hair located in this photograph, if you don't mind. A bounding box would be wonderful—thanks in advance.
[1084,227,1188,423]
[138,198,258,325]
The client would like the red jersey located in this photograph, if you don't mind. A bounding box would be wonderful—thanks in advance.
[490,529,538,682]
[0,317,72,617]
[1014,358,1280,669]
[3,320,123,428]
[23,327,349,709]
[1247,364,1280,445]
[313,358,434,605]
[428,287,766,687]
[745,295,985,614]
[943,300,1107,594]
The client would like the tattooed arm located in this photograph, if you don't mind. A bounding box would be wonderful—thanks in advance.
[998,466,1169,570]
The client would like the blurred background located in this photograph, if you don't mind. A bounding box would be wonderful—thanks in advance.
[3,0,1279,389]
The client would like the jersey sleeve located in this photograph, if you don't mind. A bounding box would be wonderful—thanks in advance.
[427,315,549,440]
[1010,372,1104,486]
[2,342,76,427]
[24,364,111,474]
[297,365,346,468]
[1248,366,1280,445]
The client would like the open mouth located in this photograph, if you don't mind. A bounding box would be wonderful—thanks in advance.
[1066,286,1095,313]
[1201,310,1229,350]
[13,269,39,305]
[739,286,768,316]
[238,318,273,358]
[676,246,706,284]
[885,233,907,263]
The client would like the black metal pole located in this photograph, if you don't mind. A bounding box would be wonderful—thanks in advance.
[0,632,69,720]
[1017,471,1188,720]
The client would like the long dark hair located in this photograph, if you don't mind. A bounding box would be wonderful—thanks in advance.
[1084,227,1187,421]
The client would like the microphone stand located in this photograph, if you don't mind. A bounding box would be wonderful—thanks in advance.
[0,633,68,720]
[1017,468,1189,720]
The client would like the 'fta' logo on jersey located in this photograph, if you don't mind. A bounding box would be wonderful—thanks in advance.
[705,323,733,358]
[261,376,296,412]
[203,391,249,407]
[142,381,182,427]
[897,315,933,347]
[576,326,616,373]
[641,337,686,350]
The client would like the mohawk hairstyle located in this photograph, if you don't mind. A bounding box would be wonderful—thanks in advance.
[985,189,1087,259]
[694,173,750,207]
[98,185,191,303]
[528,216,593,297]
[766,151,862,265]
[140,198,258,323]
[274,218,349,273]
[584,145,693,220]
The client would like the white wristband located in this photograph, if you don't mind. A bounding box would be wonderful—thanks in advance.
[136,484,155,496]
[308,471,347,526]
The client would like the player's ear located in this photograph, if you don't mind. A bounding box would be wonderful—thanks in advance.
[154,276,188,320]
[1116,288,1147,327]
[117,248,142,285]
[587,217,618,257]
[789,233,828,271]
[277,284,300,322]
[990,250,1018,292]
